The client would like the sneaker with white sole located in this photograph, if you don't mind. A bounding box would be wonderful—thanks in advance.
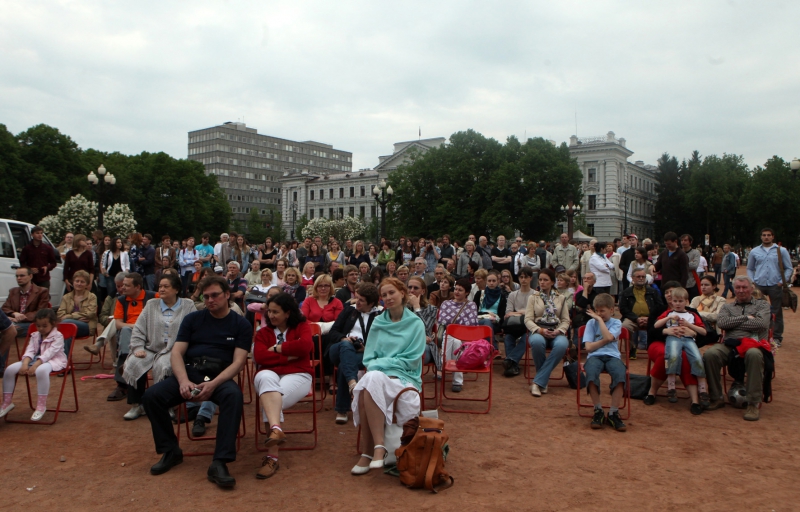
[0,403,15,418]
[31,409,46,421]
[123,404,146,421]
[335,412,348,424]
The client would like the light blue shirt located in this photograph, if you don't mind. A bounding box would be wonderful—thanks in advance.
[583,317,622,359]
[420,246,441,273]
[747,244,792,287]
[196,243,215,268]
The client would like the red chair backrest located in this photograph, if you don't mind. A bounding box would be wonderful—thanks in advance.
[445,324,492,342]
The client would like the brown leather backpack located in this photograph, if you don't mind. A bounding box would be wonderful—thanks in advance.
[395,415,454,493]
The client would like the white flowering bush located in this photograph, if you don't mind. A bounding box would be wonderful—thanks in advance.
[38,194,137,240]
[103,203,137,239]
[300,216,366,242]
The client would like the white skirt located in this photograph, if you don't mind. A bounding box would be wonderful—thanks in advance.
[351,371,420,427]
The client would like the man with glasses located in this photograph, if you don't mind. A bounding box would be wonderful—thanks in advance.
[142,275,251,488]
[619,268,664,359]
[411,257,435,287]
[746,227,793,347]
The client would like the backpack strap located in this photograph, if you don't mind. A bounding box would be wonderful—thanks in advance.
[426,435,454,493]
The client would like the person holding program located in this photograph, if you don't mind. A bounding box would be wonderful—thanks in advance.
[652,287,709,410]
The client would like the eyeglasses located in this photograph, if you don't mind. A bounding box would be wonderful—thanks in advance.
[204,291,225,300]
[316,284,331,288]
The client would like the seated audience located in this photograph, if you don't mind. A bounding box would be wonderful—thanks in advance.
[2,266,51,339]
[501,266,535,377]
[689,275,726,332]
[56,270,98,338]
[437,278,479,392]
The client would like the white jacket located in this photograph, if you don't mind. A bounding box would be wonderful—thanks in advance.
[101,250,130,274]
[589,253,615,288]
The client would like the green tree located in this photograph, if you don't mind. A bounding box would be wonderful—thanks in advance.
[740,156,800,246]
[653,152,686,238]
[246,208,268,245]
[294,214,310,241]
[387,130,581,241]
[266,211,287,243]
[0,124,27,220]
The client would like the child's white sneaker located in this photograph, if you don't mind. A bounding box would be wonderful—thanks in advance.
[31,409,45,421]
[0,403,15,418]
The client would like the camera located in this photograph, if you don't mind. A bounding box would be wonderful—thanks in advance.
[351,337,364,351]
[190,387,201,397]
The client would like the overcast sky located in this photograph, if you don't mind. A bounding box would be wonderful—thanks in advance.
[2,1,799,171]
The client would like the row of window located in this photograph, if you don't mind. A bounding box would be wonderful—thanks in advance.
[586,168,655,195]
[188,132,351,161]
[308,205,375,220]
[227,194,281,205]
[206,167,277,180]
[585,195,653,216]
[190,148,351,172]
[309,186,368,201]
[219,181,279,193]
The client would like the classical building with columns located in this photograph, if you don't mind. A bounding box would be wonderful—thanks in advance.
[280,137,445,239]
[567,132,658,241]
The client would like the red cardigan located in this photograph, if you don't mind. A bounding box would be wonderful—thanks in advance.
[300,297,343,323]
[253,321,314,376]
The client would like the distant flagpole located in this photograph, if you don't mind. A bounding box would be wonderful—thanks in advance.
[418,126,421,140]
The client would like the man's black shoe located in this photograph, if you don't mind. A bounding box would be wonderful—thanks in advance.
[503,362,520,378]
[590,408,605,429]
[192,418,207,437]
[207,460,236,488]
[150,449,183,475]
[607,412,627,432]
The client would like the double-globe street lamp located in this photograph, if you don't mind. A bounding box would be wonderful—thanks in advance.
[560,200,582,240]
[372,179,393,244]
[87,164,116,231]
[791,158,799,179]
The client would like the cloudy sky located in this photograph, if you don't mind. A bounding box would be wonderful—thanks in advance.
[2,1,798,171]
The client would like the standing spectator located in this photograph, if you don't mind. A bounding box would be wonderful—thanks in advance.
[589,242,615,294]
[63,234,95,293]
[178,237,200,296]
[348,240,371,269]
[258,237,278,270]
[213,233,229,264]
[697,248,708,278]
[419,238,441,274]
[2,267,51,338]
[324,240,346,273]
[439,234,456,268]
[129,233,143,275]
[19,226,57,291]
[305,243,324,274]
[196,233,215,268]
[155,235,175,274]
[376,241,395,270]
[491,235,513,273]
[395,238,416,267]
[101,237,130,299]
[653,232,689,289]
[616,235,631,255]
[712,246,724,282]
[551,233,580,273]
[476,236,494,271]
[296,238,311,269]
[618,234,638,289]
[138,234,157,291]
[721,244,737,298]
[56,232,74,261]
[746,227,793,347]
[681,234,701,299]
[231,234,251,274]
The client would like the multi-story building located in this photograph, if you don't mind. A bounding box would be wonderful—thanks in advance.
[187,122,352,227]
[279,137,445,239]
[568,132,658,241]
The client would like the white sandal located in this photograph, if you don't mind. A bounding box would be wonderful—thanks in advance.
[369,445,388,469]
[351,454,372,475]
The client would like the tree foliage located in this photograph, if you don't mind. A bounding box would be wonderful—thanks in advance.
[38,194,137,241]
[740,157,800,245]
[387,130,582,241]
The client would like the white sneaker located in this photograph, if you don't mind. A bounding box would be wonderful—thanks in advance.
[123,404,145,421]
[0,403,15,418]
[335,412,348,424]
[31,409,45,421]
[541,385,549,394]
[531,383,542,397]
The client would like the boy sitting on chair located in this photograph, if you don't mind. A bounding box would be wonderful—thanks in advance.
[583,293,626,432]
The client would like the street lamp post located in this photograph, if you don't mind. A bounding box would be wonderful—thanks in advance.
[290,201,297,241]
[87,164,116,231]
[372,179,393,244]
[560,200,582,240]
[791,158,799,179]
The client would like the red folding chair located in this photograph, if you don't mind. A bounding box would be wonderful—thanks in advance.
[440,324,494,414]
[645,356,689,399]
[5,323,79,425]
[576,326,631,420]
[421,356,439,409]
[71,333,100,370]
[175,368,247,457]
[308,323,327,411]
[522,332,569,387]
[254,330,320,451]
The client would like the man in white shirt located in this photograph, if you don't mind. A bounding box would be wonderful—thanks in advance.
[616,235,630,255]
[213,233,229,263]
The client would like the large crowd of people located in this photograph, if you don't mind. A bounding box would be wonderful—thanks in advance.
[0,225,789,488]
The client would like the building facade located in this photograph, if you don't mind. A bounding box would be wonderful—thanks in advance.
[187,122,352,226]
[567,132,658,241]
[279,137,445,239]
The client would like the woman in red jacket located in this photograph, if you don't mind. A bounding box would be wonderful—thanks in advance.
[253,292,314,480]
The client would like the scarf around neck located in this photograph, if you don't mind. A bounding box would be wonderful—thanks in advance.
[483,286,501,308]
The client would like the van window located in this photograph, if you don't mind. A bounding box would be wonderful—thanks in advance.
[0,224,14,258]
[8,223,29,260]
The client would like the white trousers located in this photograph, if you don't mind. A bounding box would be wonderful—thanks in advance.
[254,370,312,423]
[443,336,464,385]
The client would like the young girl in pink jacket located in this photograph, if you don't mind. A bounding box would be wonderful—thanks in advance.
[0,309,67,421]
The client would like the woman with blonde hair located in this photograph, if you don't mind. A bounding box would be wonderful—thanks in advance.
[350,277,425,475]
[57,270,97,338]
[348,240,371,269]
[281,267,306,304]
[232,234,251,273]
[301,261,316,288]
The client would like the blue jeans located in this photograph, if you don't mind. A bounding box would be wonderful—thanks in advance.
[186,401,217,421]
[60,319,90,338]
[328,341,364,413]
[478,318,499,349]
[665,336,705,378]
[144,273,156,291]
[529,333,569,387]
[722,273,735,298]
[503,332,528,364]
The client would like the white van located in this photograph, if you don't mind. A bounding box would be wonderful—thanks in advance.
[0,219,64,307]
